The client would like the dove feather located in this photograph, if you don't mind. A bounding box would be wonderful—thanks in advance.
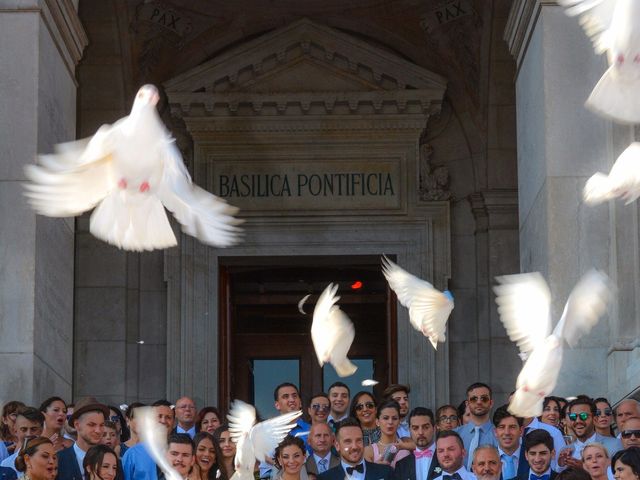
[138,407,182,480]
[494,273,552,357]
[557,0,617,53]
[250,410,302,461]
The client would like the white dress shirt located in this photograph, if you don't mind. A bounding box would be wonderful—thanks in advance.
[415,443,436,480]
[433,465,476,480]
[73,442,87,477]
[342,460,366,480]
[527,467,552,480]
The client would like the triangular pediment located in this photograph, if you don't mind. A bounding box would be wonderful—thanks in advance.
[165,18,446,118]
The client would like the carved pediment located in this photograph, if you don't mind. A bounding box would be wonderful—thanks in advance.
[164,18,447,118]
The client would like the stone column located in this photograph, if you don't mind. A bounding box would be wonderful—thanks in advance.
[505,1,616,396]
[0,1,86,403]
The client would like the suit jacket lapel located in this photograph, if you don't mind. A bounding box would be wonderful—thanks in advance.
[427,454,440,480]
[517,446,529,478]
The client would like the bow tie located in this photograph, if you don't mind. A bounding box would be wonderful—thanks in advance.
[415,449,433,459]
[530,475,550,480]
[443,474,462,480]
[346,464,365,475]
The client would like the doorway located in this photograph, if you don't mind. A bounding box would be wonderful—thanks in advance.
[218,255,396,418]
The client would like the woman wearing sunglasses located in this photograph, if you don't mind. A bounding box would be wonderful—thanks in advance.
[39,397,74,452]
[581,443,610,480]
[349,392,380,446]
[364,400,410,467]
[592,398,615,438]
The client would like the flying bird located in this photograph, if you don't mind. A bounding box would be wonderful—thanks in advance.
[311,283,358,377]
[382,255,454,349]
[23,84,242,251]
[138,407,181,480]
[227,400,301,480]
[494,270,611,417]
[558,0,640,123]
[583,142,640,204]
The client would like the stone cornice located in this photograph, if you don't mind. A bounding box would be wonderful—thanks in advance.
[169,90,444,118]
[469,189,518,231]
[504,0,556,72]
[1,0,88,79]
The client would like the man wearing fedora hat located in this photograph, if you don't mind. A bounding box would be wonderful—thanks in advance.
[56,397,109,480]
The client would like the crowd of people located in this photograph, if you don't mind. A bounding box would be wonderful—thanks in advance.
[0,381,639,480]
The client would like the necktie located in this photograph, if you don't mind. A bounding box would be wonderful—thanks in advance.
[530,475,550,480]
[502,454,516,479]
[443,474,462,480]
[467,426,480,469]
[346,464,364,475]
[415,449,433,459]
[319,458,328,473]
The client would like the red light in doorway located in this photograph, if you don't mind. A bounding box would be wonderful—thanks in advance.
[351,281,363,290]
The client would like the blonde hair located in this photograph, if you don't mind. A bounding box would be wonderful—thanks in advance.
[581,443,609,460]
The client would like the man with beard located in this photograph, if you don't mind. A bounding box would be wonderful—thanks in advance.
[394,407,441,480]
[158,434,195,480]
[56,398,109,480]
[433,430,476,480]
[318,418,393,480]
[383,385,411,438]
[472,446,502,480]
[457,383,497,469]
[559,398,621,468]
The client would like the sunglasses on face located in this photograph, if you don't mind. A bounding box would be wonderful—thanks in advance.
[568,412,590,421]
[311,404,330,412]
[469,395,490,403]
[595,408,612,417]
[621,430,640,439]
[438,415,459,423]
[355,402,375,411]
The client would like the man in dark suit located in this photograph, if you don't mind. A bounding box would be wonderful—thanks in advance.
[306,423,341,477]
[0,466,17,480]
[510,429,557,480]
[492,406,528,480]
[56,397,110,480]
[318,418,393,480]
[394,407,441,480]
[432,430,476,480]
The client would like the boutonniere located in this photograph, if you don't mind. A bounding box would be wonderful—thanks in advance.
[434,467,442,474]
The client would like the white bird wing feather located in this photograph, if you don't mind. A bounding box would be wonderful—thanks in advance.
[23,127,116,217]
[156,141,242,248]
[494,272,552,357]
[249,410,302,462]
[311,283,357,376]
[557,0,617,53]
[552,270,611,347]
[227,400,257,442]
[138,407,182,480]
[382,255,453,348]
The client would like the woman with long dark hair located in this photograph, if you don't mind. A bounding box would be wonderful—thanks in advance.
[83,444,122,480]
[213,425,236,480]
[349,392,379,446]
[39,397,73,452]
[193,432,219,480]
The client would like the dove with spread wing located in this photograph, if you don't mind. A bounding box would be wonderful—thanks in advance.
[138,407,182,480]
[23,84,242,251]
[382,255,454,349]
[558,0,640,123]
[227,400,301,480]
[494,270,611,417]
[311,283,358,377]
[583,142,640,204]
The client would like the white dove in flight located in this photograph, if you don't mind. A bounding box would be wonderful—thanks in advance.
[382,255,454,349]
[311,283,358,377]
[227,400,301,480]
[23,84,242,251]
[558,0,640,123]
[583,142,640,204]
[494,270,611,417]
[138,407,181,480]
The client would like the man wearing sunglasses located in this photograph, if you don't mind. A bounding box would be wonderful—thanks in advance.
[309,394,332,425]
[559,398,621,468]
[620,417,640,450]
[456,383,498,469]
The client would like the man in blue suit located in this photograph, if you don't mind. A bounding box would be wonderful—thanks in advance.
[510,429,557,480]
[318,418,393,480]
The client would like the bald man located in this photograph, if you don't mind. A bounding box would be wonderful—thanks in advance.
[174,397,197,438]
[615,399,640,433]
[472,445,502,480]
